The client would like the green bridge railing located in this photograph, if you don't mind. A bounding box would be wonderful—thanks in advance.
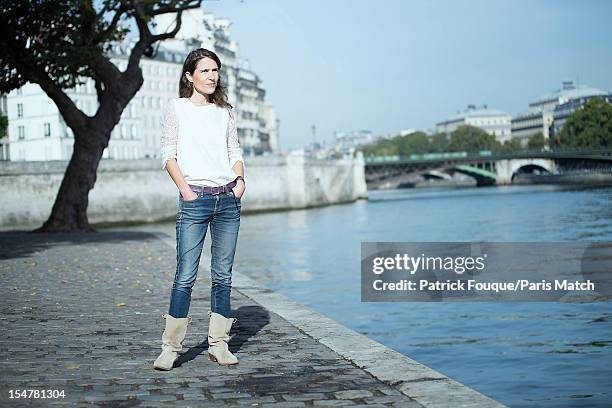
[364,148,612,165]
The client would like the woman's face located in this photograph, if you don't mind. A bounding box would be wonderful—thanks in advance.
[186,57,219,96]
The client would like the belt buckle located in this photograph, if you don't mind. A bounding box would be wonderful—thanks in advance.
[212,186,220,195]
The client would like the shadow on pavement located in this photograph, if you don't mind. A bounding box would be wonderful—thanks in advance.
[175,305,270,368]
[0,230,163,260]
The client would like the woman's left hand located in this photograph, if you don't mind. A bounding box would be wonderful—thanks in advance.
[232,179,246,199]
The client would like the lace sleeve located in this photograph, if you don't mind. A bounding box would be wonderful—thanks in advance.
[227,108,245,170]
[160,100,178,170]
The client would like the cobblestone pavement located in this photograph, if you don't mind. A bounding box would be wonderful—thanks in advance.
[0,231,424,407]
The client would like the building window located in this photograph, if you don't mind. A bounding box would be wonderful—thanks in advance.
[17,103,23,118]
[18,125,25,139]
[44,122,51,137]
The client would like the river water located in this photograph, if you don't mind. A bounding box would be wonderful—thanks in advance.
[125,184,612,407]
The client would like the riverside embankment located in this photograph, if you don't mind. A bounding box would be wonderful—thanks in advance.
[0,229,505,407]
[0,152,368,230]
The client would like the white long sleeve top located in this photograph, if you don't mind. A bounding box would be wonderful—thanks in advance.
[160,97,244,187]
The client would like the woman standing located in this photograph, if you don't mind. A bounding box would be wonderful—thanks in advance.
[154,48,245,370]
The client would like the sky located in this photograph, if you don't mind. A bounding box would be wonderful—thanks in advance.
[193,0,612,150]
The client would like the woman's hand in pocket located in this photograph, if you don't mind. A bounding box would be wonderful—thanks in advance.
[181,189,198,202]
[232,179,246,199]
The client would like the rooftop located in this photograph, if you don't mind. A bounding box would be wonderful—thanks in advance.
[530,81,609,107]
[438,104,510,125]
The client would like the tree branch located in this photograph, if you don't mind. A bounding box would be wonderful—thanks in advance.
[95,0,120,19]
[133,0,202,44]
[151,0,202,16]
[150,9,183,42]
[15,60,89,135]
[94,75,105,104]
[133,2,154,43]
[95,4,128,43]
[91,53,122,91]
[125,0,200,75]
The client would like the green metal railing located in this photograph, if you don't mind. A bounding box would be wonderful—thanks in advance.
[364,148,612,165]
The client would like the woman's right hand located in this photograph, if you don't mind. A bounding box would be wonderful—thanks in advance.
[181,189,198,202]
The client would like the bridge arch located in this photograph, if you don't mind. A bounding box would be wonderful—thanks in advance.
[511,164,551,181]
[496,159,557,184]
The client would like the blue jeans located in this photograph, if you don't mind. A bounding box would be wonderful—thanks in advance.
[168,190,241,319]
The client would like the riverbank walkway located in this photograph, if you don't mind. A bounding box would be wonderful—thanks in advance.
[0,230,505,407]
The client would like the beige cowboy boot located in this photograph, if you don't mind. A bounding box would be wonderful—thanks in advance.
[153,313,192,371]
[207,311,238,365]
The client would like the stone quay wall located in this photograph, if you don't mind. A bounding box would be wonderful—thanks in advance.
[0,153,368,230]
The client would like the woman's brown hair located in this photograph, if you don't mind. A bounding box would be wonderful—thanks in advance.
[178,48,233,109]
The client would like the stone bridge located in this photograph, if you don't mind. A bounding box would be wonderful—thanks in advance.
[365,149,612,187]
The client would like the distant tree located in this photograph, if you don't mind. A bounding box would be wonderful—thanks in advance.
[428,132,449,153]
[527,132,546,150]
[0,115,7,139]
[449,125,499,152]
[501,137,523,152]
[0,0,203,231]
[558,98,612,148]
[398,131,429,156]
[361,137,399,156]
[381,138,399,155]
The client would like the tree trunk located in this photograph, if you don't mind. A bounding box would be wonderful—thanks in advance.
[34,130,108,232]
